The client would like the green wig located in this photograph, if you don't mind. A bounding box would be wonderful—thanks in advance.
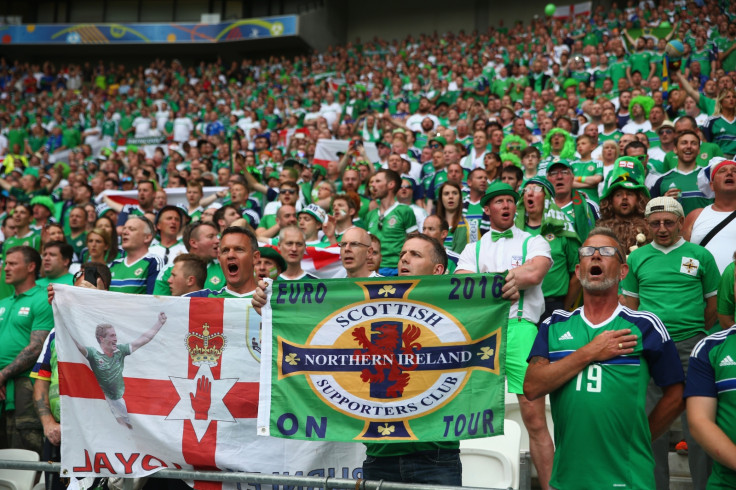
[500,153,522,169]
[629,95,656,119]
[501,134,528,154]
[542,128,576,160]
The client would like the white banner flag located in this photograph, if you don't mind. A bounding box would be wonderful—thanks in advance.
[553,1,592,19]
[53,286,364,484]
[313,139,379,168]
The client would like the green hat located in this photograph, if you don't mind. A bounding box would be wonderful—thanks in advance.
[126,144,139,153]
[429,135,447,147]
[312,165,327,178]
[480,181,520,207]
[283,158,305,169]
[601,156,650,200]
[23,167,40,179]
[547,158,573,172]
[30,195,56,215]
[267,171,280,181]
[523,176,555,197]
[259,246,286,273]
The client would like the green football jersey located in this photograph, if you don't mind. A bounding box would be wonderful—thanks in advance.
[570,159,604,203]
[2,231,41,259]
[530,306,684,490]
[651,168,714,216]
[684,327,736,488]
[623,240,720,341]
[704,115,736,158]
[153,260,225,296]
[85,343,131,400]
[524,226,579,298]
[365,202,418,269]
[109,255,161,295]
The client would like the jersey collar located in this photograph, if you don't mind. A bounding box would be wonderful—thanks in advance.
[651,237,685,254]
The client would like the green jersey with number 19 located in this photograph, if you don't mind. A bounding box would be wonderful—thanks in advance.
[529,305,684,490]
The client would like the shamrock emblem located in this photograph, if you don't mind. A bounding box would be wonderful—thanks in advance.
[377,423,395,436]
[378,285,396,297]
[285,353,300,366]
[478,347,495,360]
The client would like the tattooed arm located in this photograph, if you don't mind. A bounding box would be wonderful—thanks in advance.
[33,378,60,445]
[0,330,50,400]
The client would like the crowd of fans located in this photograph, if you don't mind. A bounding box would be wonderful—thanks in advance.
[0,0,735,488]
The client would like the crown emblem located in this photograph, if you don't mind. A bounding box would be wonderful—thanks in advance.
[186,323,226,366]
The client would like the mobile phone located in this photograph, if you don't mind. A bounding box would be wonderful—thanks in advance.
[84,268,100,285]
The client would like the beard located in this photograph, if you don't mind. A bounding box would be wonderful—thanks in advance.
[580,275,618,292]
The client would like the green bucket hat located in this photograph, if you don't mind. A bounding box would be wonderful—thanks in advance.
[480,181,520,207]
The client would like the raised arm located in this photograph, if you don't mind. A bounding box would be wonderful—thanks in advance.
[242,169,268,195]
[130,312,167,353]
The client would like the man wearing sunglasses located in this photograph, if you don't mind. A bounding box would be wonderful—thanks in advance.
[622,196,720,489]
[525,227,685,490]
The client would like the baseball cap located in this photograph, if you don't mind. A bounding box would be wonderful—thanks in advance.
[297,203,327,224]
[548,158,573,172]
[480,181,520,207]
[645,196,684,218]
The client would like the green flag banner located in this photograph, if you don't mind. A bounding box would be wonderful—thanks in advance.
[257,274,510,442]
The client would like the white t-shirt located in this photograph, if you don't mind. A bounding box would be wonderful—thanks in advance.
[456,226,552,323]
[621,120,652,134]
[132,117,152,138]
[173,117,194,143]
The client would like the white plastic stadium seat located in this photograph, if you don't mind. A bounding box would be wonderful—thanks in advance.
[504,393,555,451]
[461,419,522,489]
[460,447,513,489]
[0,448,40,490]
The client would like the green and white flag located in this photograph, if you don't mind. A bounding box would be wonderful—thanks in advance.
[258,274,510,442]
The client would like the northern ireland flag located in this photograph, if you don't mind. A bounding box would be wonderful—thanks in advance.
[54,286,363,484]
[552,1,592,19]
[312,139,380,170]
[97,187,227,209]
[302,246,346,279]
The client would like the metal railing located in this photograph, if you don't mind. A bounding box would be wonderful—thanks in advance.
[0,460,516,490]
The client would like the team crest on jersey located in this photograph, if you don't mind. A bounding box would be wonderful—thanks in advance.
[211,276,221,285]
[18,307,30,316]
[587,165,595,172]
[276,280,502,439]
[545,233,555,241]
[135,268,143,276]
[387,216,398,228]
[680,257,700,276]
[76,240,83,247]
